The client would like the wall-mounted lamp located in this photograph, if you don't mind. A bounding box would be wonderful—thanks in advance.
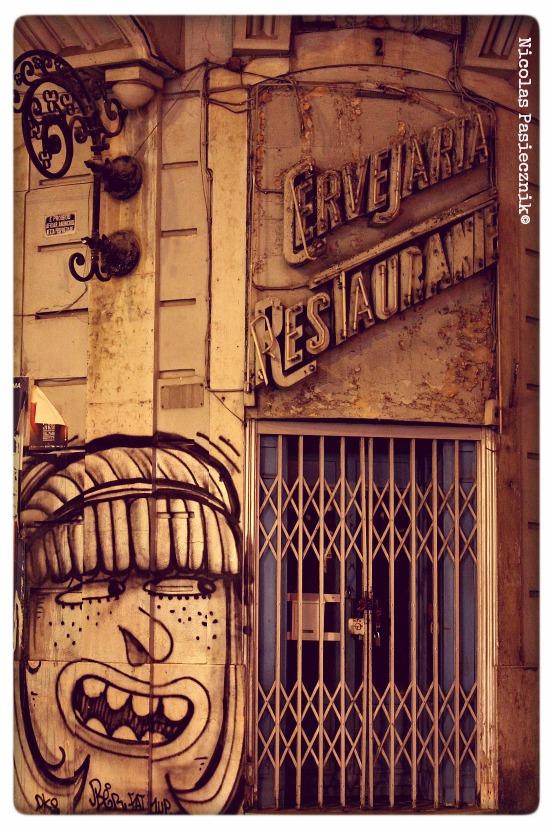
[13,50,145,282]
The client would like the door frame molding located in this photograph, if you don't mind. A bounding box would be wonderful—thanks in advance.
[477,428,498,809]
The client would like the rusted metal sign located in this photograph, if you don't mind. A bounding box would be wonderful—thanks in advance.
[251,191,497,389]
[283,112,490,266]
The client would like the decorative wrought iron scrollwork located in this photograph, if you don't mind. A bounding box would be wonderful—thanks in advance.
[69,156,142,282]
[69,232,141,282]
[14,49,126,179]
[14,50,142,282]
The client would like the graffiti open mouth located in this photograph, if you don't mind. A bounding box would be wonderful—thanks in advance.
[57,661,210,759]
[72,675,193,745]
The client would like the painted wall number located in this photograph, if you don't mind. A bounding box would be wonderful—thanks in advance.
[374,37,384,57]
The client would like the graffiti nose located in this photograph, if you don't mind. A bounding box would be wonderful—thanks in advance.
[118,607,174,666]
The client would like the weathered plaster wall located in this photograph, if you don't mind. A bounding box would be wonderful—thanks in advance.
[247,21,538,814]
[14,118,90,441]
[14,16,249,814]
[13,15,539,815]
[86,101,160,439]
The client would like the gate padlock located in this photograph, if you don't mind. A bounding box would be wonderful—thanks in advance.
[373,601,383,647]
[348,617,366,637]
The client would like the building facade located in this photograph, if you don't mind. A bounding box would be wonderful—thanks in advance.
[13,15,539,814]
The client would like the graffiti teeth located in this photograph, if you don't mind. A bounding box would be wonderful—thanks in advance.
[111,725,138,741]
[86,717,107,736]
[106,685,129,710]
[131,693,150,717]
[83,678,106,697]
[163,696,189,721]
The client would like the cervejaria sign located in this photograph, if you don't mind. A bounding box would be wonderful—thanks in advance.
[283,112,490,266]
[250,111,496,390]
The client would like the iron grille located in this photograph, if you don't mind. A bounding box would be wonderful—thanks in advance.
[250,427,482,810]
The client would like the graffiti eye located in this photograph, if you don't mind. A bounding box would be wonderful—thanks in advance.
[143,577,215,598]
[56,578,126,607]
[56,583,83,607]
[107,578,125,598]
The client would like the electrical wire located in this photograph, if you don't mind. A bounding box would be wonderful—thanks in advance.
[203,54,528,120]
[446,37,497,189]
[130,61,207,159]
[209,390,245,424]
[35,286,88,317]
[207,100,251,115]
[244,43,502,293]
[447,36,525,118]
[252,279,312,292]
[207,95,252,108]
[200,64,214,387]
[265,62,465,86]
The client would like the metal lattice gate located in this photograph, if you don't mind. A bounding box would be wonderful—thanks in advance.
[248,423,489,812]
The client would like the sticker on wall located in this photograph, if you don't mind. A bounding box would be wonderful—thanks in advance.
[44,213,76,237]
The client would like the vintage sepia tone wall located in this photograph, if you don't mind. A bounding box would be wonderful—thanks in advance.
[13,17,249,814]
[13,15,538,814]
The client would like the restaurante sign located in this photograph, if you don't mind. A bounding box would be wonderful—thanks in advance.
[251,193,497,389]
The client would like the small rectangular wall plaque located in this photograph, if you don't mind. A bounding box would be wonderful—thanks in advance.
[44,212,76,237]
[160,382,204,409]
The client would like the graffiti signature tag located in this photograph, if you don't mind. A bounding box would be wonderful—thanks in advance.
[34,793,60,814]
[88,779,171,813]
[151,795,172,814]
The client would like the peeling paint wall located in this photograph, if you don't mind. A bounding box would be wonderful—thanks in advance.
[257,276,495,423]
[246,19,537,816]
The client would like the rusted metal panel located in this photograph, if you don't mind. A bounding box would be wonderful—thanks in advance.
[249,77,496,423]
[160,382,204,409]
[256,274,495,423]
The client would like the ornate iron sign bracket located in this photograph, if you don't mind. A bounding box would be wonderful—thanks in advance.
[14,50,142,281]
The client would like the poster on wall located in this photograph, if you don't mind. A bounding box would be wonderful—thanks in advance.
[28,385,68,450]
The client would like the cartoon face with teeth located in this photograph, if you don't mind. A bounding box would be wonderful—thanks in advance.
[15,436,244,814]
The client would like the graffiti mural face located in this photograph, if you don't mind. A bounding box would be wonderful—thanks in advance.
[16,437,244,814]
